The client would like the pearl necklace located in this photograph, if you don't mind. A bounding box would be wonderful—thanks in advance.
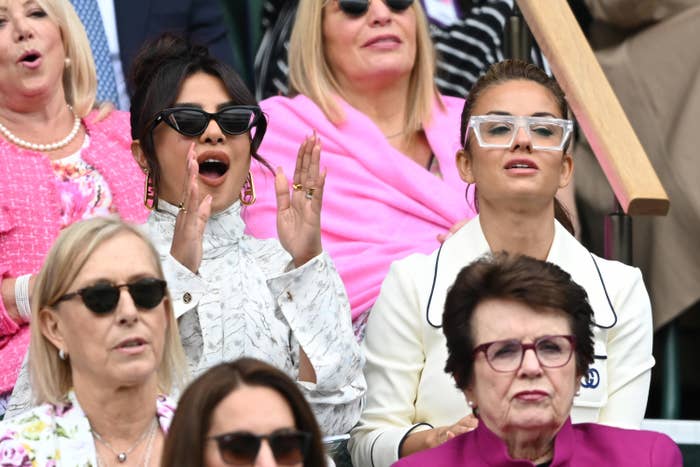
[0,106,81,152]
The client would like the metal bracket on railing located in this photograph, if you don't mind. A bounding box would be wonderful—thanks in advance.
[504,4,531,61]
[603,199,632,265]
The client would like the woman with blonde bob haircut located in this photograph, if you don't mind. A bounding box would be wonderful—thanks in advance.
[0,217,186,465]
[0,0,148,415]
[29,217,187,403]
[247,0,476,334]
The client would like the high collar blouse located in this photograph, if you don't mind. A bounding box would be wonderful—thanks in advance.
[146,200,366,435]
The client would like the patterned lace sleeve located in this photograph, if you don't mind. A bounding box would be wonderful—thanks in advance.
[4,351,31,420]
[266,252,366,435]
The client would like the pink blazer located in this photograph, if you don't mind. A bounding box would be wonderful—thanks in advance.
[392,417,683,466]
[245,94,476,322]
[0,110,148,393]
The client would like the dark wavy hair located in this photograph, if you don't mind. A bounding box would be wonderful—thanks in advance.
[443,252,594,390]
[459,59,575,234]
[161,358,326,467]
[129,33,272,209]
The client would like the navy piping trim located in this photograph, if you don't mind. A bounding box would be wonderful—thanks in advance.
[426,243,445,329]
[397,423,434,460]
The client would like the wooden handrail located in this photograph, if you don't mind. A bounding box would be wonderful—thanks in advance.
[516,0,669,216]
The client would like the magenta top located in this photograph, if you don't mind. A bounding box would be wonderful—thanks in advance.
[245,94,476,323]
[0,110,149,394]
[393,417,683,467]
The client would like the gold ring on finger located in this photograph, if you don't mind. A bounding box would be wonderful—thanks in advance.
[292,183,304,191]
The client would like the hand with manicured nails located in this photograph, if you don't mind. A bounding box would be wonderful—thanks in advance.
[170,142,212,273]
[275,133,326,268]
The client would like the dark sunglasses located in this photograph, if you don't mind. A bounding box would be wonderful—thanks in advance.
[150,105,262,137]
[337,0,414,16]
[209,430,311,465]
[54,278,167,315]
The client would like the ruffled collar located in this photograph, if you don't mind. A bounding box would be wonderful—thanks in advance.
[148,199,247,258]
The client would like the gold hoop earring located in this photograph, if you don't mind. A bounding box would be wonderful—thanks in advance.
[144,169,157,210]
[240,172,256,206]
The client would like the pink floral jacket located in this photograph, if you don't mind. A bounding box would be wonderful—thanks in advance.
[0,391,175,466]
[0,110,148,394]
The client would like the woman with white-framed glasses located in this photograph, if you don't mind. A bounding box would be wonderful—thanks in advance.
[394,253,680,466]
[350,59,654,466]
[126,34,365,437]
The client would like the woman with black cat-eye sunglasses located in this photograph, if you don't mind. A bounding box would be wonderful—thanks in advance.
[129,34,365,439]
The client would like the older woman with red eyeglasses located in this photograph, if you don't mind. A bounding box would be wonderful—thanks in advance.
[245,0,478,337]
[394,253,680,467]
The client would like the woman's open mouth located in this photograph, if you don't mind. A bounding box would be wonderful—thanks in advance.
[17,50,42,69]
[197,152,230,186]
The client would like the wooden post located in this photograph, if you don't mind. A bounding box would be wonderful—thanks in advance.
[516,0,669,216]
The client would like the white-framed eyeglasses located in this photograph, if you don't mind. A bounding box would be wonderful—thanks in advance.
[465,115,574,151]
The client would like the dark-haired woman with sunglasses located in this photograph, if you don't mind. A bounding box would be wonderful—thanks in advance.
[0,217,187,465]
[129,34,365,437]
[245,0,477,337]
[163,358,327,467]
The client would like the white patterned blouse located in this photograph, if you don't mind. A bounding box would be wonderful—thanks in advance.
[145,200,366,436]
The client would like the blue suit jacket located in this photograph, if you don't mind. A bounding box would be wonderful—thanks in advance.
[114,0,237,86]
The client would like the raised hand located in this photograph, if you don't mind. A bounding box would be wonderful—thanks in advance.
[169,143,212,273]
[275,133,326,268]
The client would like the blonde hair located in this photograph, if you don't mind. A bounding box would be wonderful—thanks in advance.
[288,0,442,131]
[36,0,97,116]
[29,218,188,406]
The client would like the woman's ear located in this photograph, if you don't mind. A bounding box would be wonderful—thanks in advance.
[131,140,148,172]
[39,308,66,354]
[456,149,475,184]
[558,153,574,189]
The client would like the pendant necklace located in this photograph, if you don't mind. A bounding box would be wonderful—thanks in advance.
[92,418,157,464]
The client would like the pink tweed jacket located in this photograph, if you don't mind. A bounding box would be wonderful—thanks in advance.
[0,110,148,394]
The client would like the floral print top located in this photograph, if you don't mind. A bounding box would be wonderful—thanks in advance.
[0,390,175,466]
[50,138,117,229]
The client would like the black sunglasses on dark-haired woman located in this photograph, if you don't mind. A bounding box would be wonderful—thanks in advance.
[209,429,311,465]
[336,0,414,16]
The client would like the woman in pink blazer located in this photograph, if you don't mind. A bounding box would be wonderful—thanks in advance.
[0,0,147,416]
